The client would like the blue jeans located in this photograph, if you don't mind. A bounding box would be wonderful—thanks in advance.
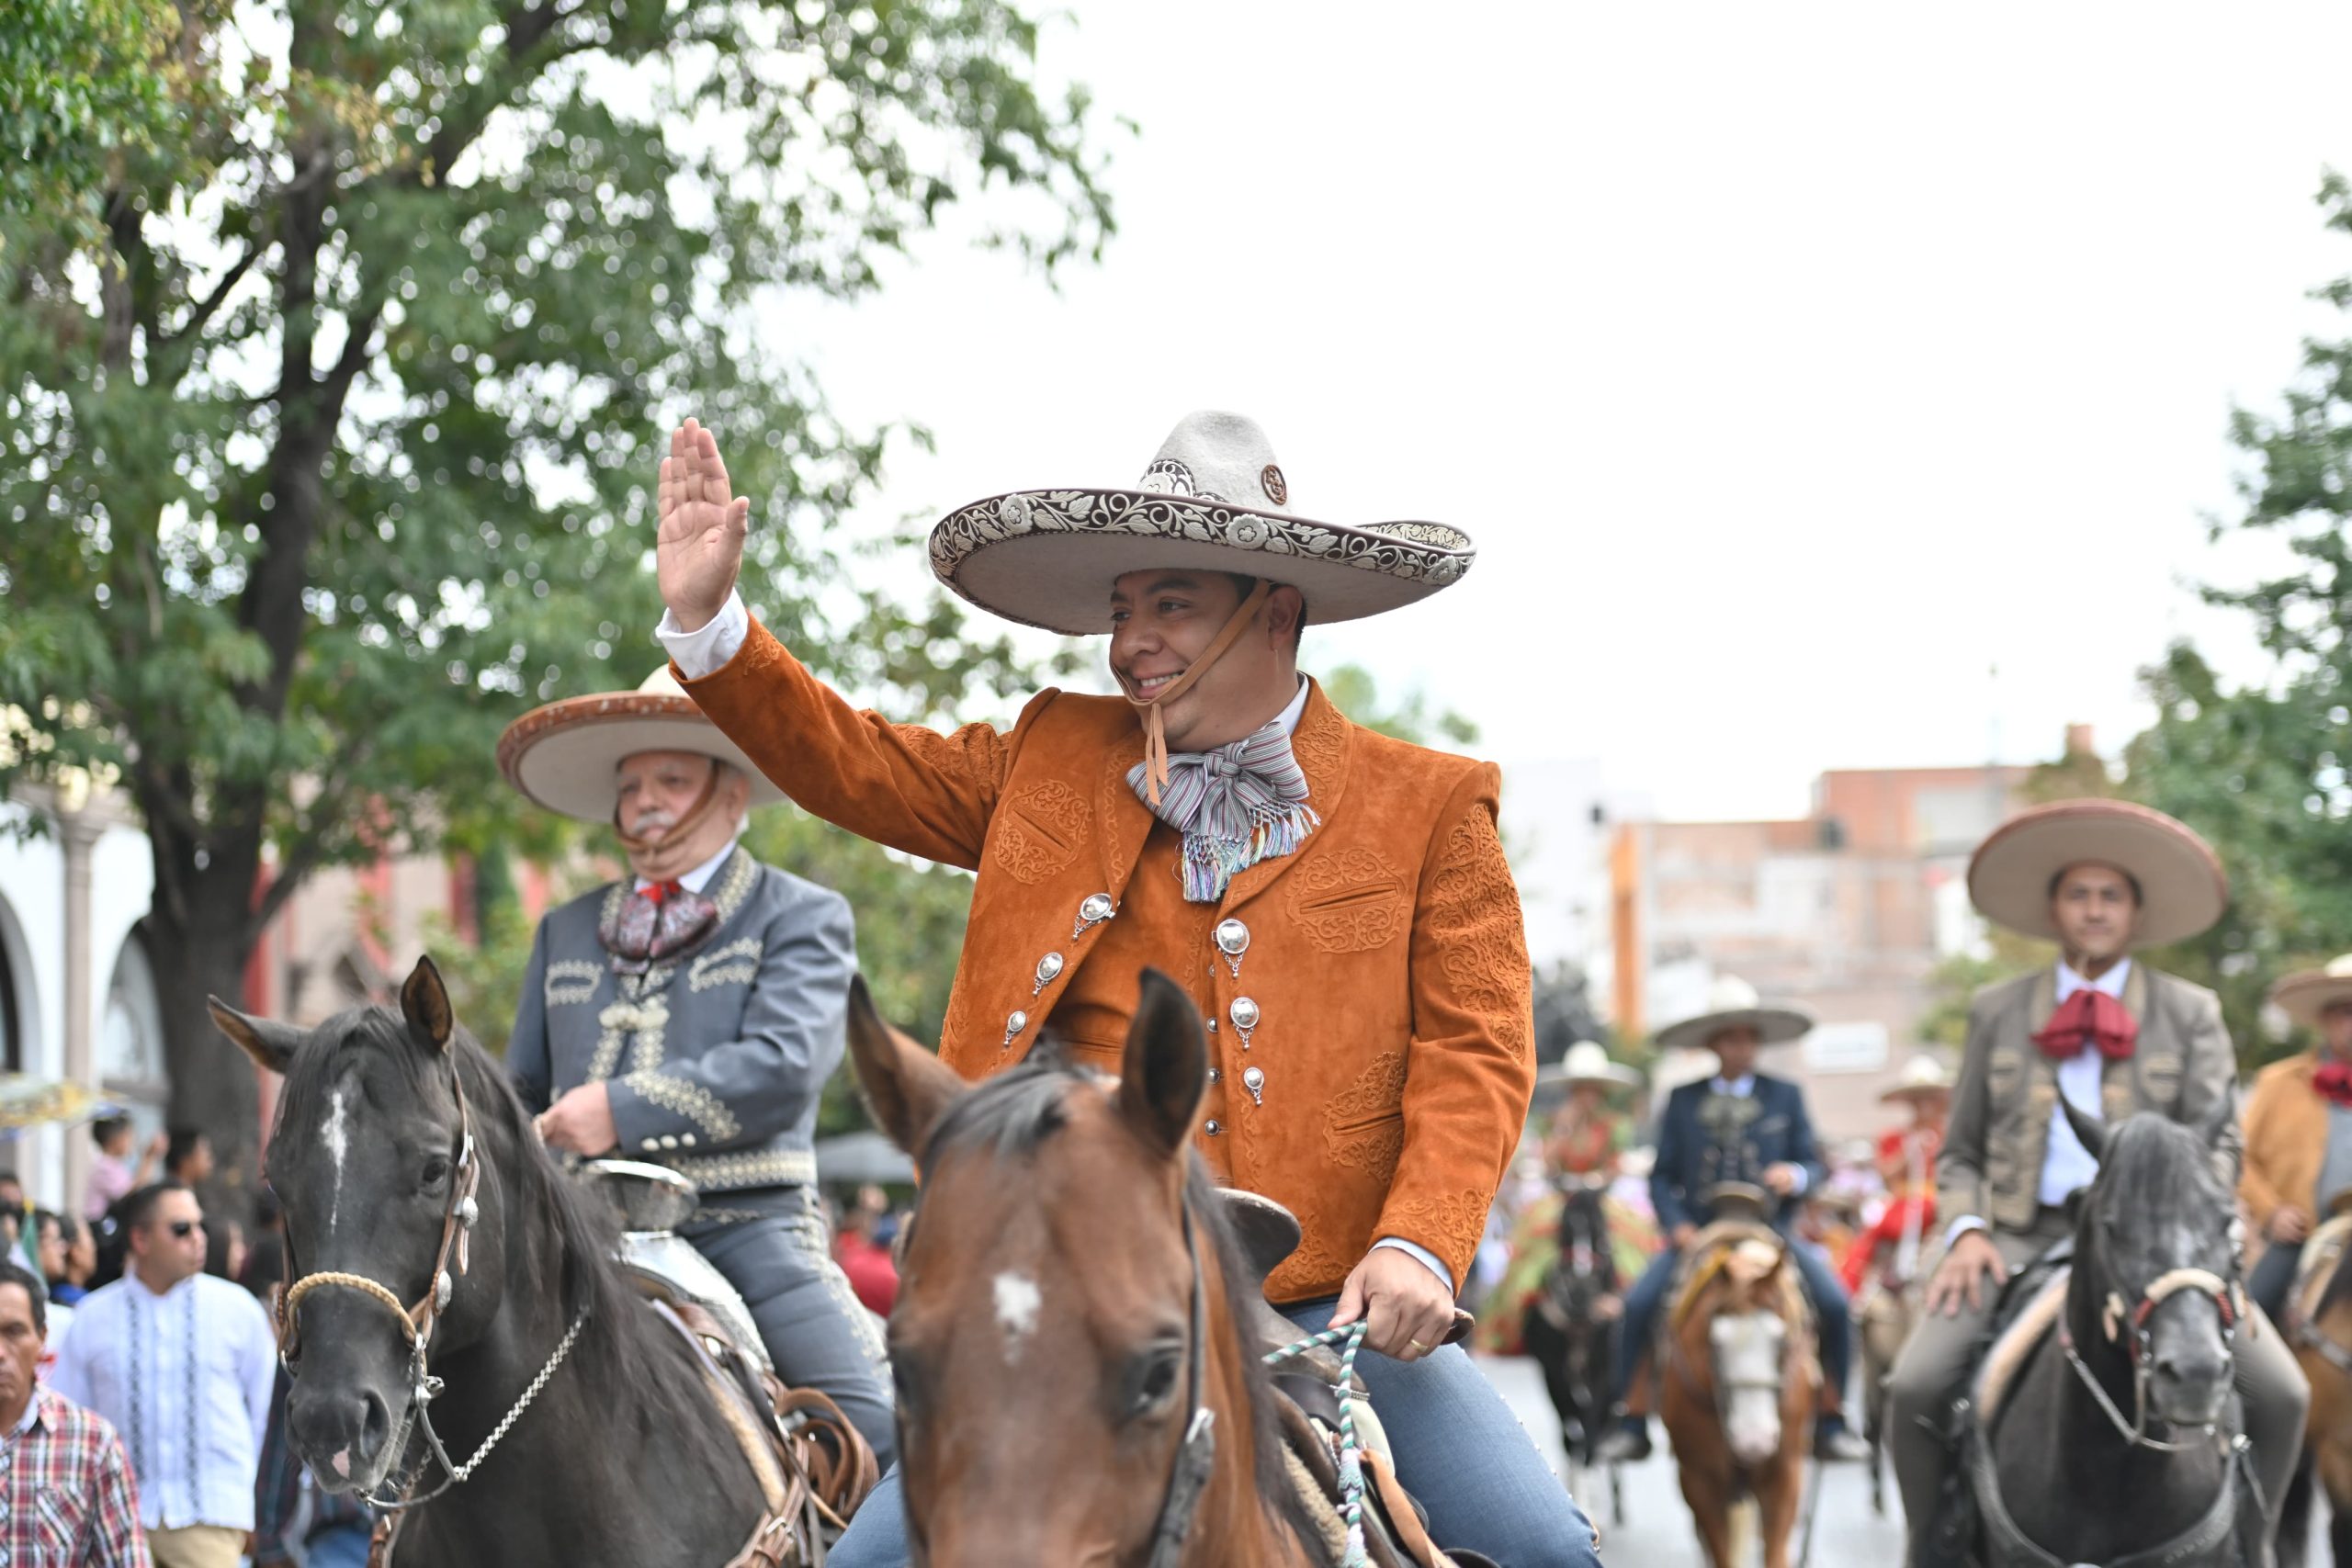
[1612,1238,1853,1414]
[830,1297,1601,1568]
[305,1523,374,1568]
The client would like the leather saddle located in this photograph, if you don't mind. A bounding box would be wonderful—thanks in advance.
[1219,1190,1506,1568]
[1920,1237,2076,1568]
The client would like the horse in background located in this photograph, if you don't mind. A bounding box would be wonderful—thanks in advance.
[210,955,865,1568]
[2277,1206,2352,1565]
[1960,1101,2256,1568]
[1522,1175,1624,1526]
[1657,1213,1815,1568]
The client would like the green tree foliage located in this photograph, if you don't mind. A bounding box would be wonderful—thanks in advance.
[0,0,1116,1185]
[1319,664,1479,748]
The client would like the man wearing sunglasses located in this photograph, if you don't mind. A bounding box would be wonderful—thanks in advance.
[49,1184,276,1568]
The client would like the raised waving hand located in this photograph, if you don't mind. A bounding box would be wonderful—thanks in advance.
[657,418,752,633]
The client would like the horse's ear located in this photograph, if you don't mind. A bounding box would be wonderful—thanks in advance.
[2061,1091,2108,1163]
[1118,968,1207,1161]
[208,998,304,1077]
[400,955,455,1053]
[844,976,966,1156]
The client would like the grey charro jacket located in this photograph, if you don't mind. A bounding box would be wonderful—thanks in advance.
[1935,962,2239,1238]
[508,847,854,1193]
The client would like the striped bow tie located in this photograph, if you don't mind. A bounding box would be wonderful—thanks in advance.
[1128,719,1320,902]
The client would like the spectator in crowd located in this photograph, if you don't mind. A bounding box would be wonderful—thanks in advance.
[84,1121,164,1223]
[49,1212,96,1305]
[251,1364,371,1568]
[49,1184,276,1568]
[30,1210,77,1368]
[200,1220,245,1286]
[0,1258,149,1565]
[832,1186,899,1317]
[161,1132,213,1191]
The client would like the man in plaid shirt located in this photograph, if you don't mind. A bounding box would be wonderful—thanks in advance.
[0,1258,148,1564]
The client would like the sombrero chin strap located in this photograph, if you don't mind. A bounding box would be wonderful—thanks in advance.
[611,760,727,869]
[1124,580,1272,807]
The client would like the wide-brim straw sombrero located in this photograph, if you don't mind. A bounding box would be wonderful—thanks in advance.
[1534,1040,1643,1089]
[1966,798,2225,949]
[2272,954,2352,1028]
[1879,1055,1954,1104]
[1654,976,1813,1055]
[925,411,1477,636]
[497,667,783,822]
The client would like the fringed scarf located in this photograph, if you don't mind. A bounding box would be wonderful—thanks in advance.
[1127,715,1319,902]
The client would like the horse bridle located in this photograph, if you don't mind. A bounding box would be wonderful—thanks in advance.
[2058,1262,2246,1453]
[275,1056,575,1512]
[1143,1199,1217,1568]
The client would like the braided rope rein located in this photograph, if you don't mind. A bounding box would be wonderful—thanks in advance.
[1263,1321,1372,1568]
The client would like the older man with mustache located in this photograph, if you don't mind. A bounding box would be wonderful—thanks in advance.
[498,665,896,1466]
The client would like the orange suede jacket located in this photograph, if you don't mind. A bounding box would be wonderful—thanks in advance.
[680,616,1536,1302]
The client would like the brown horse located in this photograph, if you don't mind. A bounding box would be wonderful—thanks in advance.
[844,966,1322,1566]
[2281,1214,2352,1565]
[1657,1223,1816,1568]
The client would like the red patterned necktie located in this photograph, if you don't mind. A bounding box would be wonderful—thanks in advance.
[598,877,718,975]
[2315,1060,2352,1109]
[2031,987,2138,1062]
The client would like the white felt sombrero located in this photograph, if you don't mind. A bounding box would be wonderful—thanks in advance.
[2272,954,2352,1029]
[1878,1055,1954,1104]
[1966,798,2225,949]
[1534,1040,1643,1089]
[497,667,783,822]
[925,411,1477,635]
[1654,976,1814,1055]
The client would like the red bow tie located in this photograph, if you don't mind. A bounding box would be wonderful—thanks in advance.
[2315,1060,2352,1109]
[644,878,684,905]
[2031,987,2138,1062]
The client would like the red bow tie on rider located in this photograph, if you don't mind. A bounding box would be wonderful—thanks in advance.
[2315,1060,2352,1108]
[2030,987,2138,1062]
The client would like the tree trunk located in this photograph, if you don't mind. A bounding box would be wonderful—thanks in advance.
[141,886,266,1224]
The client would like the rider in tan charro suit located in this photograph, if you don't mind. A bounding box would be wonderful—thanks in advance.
[1883,799,2308,1563]
[651,411,1597,1568]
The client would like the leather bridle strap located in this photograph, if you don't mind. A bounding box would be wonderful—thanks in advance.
[1144,1199,1217,1568]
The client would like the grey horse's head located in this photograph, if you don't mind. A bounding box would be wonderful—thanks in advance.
[2064,1099,2241,1430]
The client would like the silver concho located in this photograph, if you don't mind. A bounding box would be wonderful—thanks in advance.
[1003,1010,1029,1049]
[1214,919,1250,978]
[1073,893,1117,942]
[1242,1066,1265,1107]
[1229,996,1260,1050]
[1033,952,1066,996]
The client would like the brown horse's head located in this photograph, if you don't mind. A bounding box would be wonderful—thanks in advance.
[847,968,1310,1566]
[1668,1231,1814,1470]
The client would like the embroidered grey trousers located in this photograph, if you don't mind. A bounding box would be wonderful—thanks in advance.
[682,1186,898,1470]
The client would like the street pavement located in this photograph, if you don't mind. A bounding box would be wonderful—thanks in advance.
[1477,1353,1907,1566]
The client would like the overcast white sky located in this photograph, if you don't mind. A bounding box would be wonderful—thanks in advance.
[755,2,2352,822]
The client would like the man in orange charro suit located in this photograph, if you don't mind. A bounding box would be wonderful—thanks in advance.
[652,410,1597,1568]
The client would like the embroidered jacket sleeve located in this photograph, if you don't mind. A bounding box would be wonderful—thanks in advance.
[605,888,855,1152]
[1935,987,1999,1233]
[2238,1065,2295,1228]
[676,614,1050,870]
[2170,978,2242,1190]
[1375,764,1537,1289]
[1650,1089,1696,1235]
[507,921,555,1115]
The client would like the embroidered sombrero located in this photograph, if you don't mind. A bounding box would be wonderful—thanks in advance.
[1653,976,1813,1055]
[2272,953,2352,1028]
[497,666,784,822]
[926,410,1477,635]
[1966,798,2225,949]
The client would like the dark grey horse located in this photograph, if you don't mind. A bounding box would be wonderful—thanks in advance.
[213,957,782,1568]
[1982,1100,2254,1566]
